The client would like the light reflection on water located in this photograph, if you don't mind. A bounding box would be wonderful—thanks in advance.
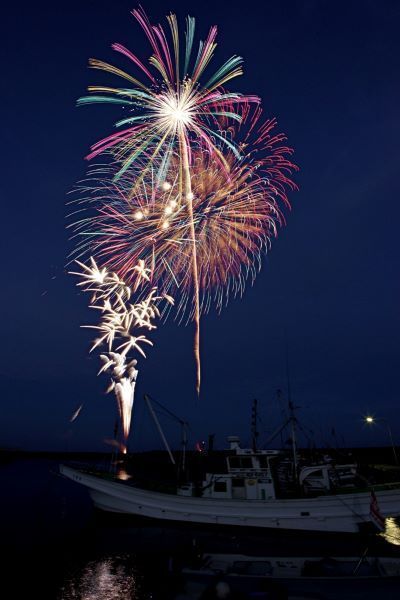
[381,517,400,546]
[60,556,143,600]
[116,468,132,481]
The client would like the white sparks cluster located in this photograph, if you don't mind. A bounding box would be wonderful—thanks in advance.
[132,180,191,232]
[70,257,174,453]
[156,88,195,129]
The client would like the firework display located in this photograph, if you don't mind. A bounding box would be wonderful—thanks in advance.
[70,6,297,430]
[71,257,173,453]
[71,110,296,321]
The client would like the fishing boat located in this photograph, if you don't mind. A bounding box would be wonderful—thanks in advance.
[60,393,400,533]
[60,432,400,533]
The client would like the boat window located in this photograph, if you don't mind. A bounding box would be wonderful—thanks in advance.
[308,470,323,478]
[232,478,245,487]
[258,456,269,468]
[229,456,253,469]
[214,481,227,492]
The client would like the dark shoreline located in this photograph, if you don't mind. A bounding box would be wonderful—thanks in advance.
[1,445,399,462]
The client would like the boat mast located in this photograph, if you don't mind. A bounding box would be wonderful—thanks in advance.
[286,337,298,481]
[251,398,259,451]
[181,420,188,473]
[289,399,298,481]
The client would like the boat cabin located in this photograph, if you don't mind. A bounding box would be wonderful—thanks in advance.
[177,436,359,500]
[178,436,280,500]
[299,463,357,494]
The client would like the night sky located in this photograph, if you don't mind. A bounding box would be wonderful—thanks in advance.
[2,0,400,452]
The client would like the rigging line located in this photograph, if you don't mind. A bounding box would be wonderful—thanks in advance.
[144,394,176,466]
[152,407,182,424]
[145,393,188,425]
[297,422,315,444]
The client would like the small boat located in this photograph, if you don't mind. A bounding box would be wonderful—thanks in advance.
[60,433,400,533]
[182,552,400,579]
[175,552,400,599]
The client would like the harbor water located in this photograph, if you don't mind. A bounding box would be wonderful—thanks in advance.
[1,456,400,599]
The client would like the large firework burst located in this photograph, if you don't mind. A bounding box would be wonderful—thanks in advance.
[70,109,297,323]
[78,6,259,178]
[73,7,298,393]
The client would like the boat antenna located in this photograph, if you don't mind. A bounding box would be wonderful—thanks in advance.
[285,333,298,482]
[251,398,259,451]
[181,420,188,474]
[263,398,291,448]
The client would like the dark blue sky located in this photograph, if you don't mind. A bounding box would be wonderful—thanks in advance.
[2,0,400,451]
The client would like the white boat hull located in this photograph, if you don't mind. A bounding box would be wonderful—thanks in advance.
[60,465,400,533]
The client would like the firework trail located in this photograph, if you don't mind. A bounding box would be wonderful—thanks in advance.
[73,7,298,393]
[70,404,83,423]
[70,257,173,453]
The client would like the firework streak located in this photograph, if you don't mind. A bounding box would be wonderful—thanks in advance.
[70,6,298,394]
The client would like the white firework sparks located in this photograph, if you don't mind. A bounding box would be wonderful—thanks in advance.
[71,257,174,453]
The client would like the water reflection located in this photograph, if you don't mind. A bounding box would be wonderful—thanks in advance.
[116,468,132,481]
[380,517,400,546]
[60,556,143,599]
